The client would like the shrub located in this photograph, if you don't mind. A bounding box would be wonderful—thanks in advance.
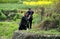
[8,13,23,21]
[40,17,57,30]
[0,11,7,21]
[39,14,60,30]
[13,13,23,21]
[52,14,60,31]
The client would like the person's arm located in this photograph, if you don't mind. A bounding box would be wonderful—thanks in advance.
[32,11,34,15]
[28,15,31,19]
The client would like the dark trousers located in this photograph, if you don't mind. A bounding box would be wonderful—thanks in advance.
[29,20,32,29]
[29,17,33,29]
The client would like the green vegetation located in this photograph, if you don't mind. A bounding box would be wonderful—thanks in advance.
[0,3,44,10]
[0,0,59,3]
[0,22,18,39]
[25,29,60,35]
[0,13,60,39]
[0,0,19,3]
[0,0,60,39]
[0,11,7,21]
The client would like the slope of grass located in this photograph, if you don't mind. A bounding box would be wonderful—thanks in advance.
[24,29,60,35]
[0,22,18,39]
[0,0,18,3]
[0,3,38,10]
[0,22,60,39]
[0,3,53,10]
[0,14,60,39]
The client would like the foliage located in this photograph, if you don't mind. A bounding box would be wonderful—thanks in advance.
[0,3,37,10]
[24,29,60,35]
[13,13,23,21]
[0,22,60,39]
[0,0,59,3]
[33,14,41,24]
[39,13,60,30]
[55,1,60,14]
[52,14,60,31]
[0,11,7,21]
[0,22,18,39]
[0,0,60,39]
[0,0,18,3]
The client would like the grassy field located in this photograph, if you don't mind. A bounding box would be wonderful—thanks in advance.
[0,3,53,10]
[0,0,19,3]
[0,3,38,10]
[0,3,26,10]
[0,22,18,39]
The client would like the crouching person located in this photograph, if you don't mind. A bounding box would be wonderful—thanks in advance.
[19,13,29,30]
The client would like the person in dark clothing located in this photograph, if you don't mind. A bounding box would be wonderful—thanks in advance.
[26,8,34,29]
[19,13,29,30]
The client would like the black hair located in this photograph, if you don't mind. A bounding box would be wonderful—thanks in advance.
[28,8,31,10]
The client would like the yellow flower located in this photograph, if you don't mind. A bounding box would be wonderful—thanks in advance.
[23,1,53,5]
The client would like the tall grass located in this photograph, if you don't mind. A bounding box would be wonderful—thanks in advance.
[0,3,36,10]
[0,22,18,39]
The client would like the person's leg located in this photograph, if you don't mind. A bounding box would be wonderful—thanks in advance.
[25,26,27,30]
[29,17,33,29]
[27,22,29,29]
[30,20,32,29]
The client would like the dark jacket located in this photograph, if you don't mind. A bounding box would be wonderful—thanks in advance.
[19,16,29,30]
[20,16,28,26]
[27,10,34,21]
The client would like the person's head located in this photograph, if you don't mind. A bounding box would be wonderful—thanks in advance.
[28,8,31,11]
[24,13,29,17]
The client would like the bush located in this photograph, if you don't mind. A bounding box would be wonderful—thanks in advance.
[40,17,57,30]
[52,14,60,31]
[39,14,60,30]
[52,14,60,21]
[8,13,23,21]
[13,13,23,20]
[33,14,41,24]
[0,12,7,21]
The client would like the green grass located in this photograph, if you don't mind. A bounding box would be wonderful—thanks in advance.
[24,29,60,35]
[0,0,19,3]
[0,13,60,39]
[0,3,24,10]
[0,3,38,10]
[0,22,18,39]
[0,22,60,39]
[0,3,53,10]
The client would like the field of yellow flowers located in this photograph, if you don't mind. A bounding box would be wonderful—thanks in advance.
[23,1,53,5]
